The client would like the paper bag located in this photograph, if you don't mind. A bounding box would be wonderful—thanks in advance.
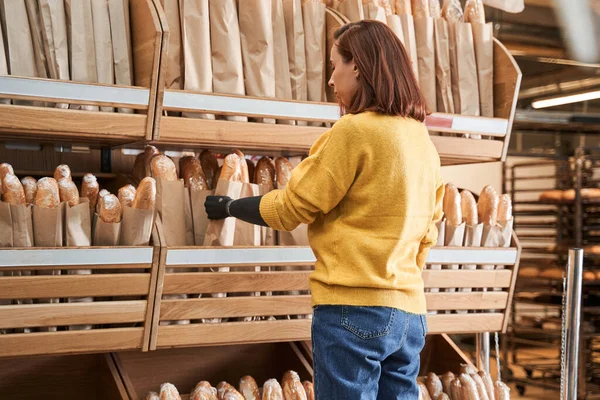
[434,18,454,113]
[181,0,214,120]
[191,188,212,246]
[283,0,308,127]
[459,223,483,293]
[209,0,247,122]
[160,0,183,90]
[64,199,92,246]
[120,206,154,246]
[387,14,405,43]
[92,215,121,245]
[303,1,327,106]
[108,0,134,114]
[448,22,480,116]
[483,0,523,13]
[414,17,436,112]
[0,21,9,105]
[398,13,419,81]
[25,0,49,79]
[239,0,276,124]
[471,22,494,117]
[184,187,194,246]
[425,220,445,295]
[0,202,13,247]
[336,0,364,21]
[364,3,386,22]
[272,0,295,125]
[279,221,311,319]
[91,0,115,112]
[156,179,187,246]
[11,204,34,247]
[443,221,465,295]
[65,0,99,112]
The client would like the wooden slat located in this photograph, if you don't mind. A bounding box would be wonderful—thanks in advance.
[0,263,152,272]
[425,292,509,311]
[156,320,312,348]
[163,271,311,295]
[0,274,151,299]
[104,354,131,400]
[430,135,504,164]
[0,301,147,329]
[0,328,144,358]
[422,270,512,289]
[160,295,312,320]
[426,313,505,334]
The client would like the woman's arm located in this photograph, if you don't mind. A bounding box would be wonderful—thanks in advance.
[205,195,268,226]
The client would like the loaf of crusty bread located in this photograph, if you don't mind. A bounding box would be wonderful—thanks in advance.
[35,178,60,209]
[411,0,430,17]
[239,376,260,400]
[98,194,122,223]
[436,394,449,400]
[497,194,512,222]
[21,176,37,205]
[2,174,26,205]
[134,145,160,182]
[192,381,218,400]
[426,373,443,399]
[151,155,178,182]
[539,189,563,202]
[429,0,441,18]
[97,189,110,213]
[275,157,293,188]
[395,0,412,14]
[159,383,182,400]
[0,163,14,195]
[81,173,99,210]
[54,164,72,182]
[460,190,478,225]
[418,382,432,400]
[450,378,462,400]
[443,183,462,225]
[235,149,250,183]
[58,178,80,207]
[255,157,276,192]
[478,185,499,226]
[584,271,596,281]
[200,150,219,189]
[262,379,283,400]
[282,371,307,400]
[581,188,600,199]
[146,392,160,400]
[142,145,160,179]
[180,156,209,191]
[118,184,137,209]
[519,267,539,278]
[563,189,576,201]
[459,373,480,400]
[133,177,156,210]
[470,373,490,400]
[477,371,495,400]
[302,382,314,400]
[540,267,563,279]
[222,389,244,400]
[442,0,463,22]
[220,154,242,182]
[441,372,455,396]
[494,381,510,400]
[464,0,485,23]
[460,364,478,375]
[217,382,236,400]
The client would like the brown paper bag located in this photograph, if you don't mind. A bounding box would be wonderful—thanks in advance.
[364,3,386,22]
[283,0,308,126]
[160,0,183,90]
[398,13,419,81]
[414,17,436,112]
[387,14,405,42]
[336,0,364,21]
[272,0,295,125]
[92,215,121,246]
[91,0,115,112]
[156,179,187,246]
[471,22,494,117]
[448,22,480,116]
[442,221,465,296]
[239,0,276,124]
[481,218,513,306]
[425,220,445,296]
[181,0,214,120]
[184,187,194,246]
[459,223,483,294]
[65,0,99,112]
[434,18,454,113]
[303,0,327,125]
[0,202,13,247]
[25,0,49,79]
[190,189,213,246]
[209,0,247,122]
[64,199,92,246]
[11,204,34,247]
[109,0,134,114]
[120,206,154,246]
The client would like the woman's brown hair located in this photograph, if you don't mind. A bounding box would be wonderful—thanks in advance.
[333,20,428,122]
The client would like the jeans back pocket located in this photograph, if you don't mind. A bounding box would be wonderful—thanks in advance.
[341,305,396,339]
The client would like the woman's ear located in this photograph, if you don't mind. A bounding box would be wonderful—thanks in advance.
[353,64,359,78]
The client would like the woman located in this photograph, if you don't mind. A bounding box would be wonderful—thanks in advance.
[205,20,444,400]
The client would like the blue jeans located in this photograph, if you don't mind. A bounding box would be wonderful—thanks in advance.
[312,305,427,400]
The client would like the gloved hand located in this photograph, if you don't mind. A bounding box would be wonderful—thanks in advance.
[205,195,233,220]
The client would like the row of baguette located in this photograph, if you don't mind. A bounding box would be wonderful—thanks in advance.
[146,371,313,400]
[418,365,510,400]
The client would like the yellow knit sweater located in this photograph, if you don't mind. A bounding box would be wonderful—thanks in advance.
[260,111,444,314]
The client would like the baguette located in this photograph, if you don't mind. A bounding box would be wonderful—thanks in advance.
[429,0,441,17]
[395,0,412,14]
[159,383,182,400]
[478,185,499,226]
[497,194,512,223]
[58,178,80,207]
[200,150,219,189]
[282,371,308,400]
[239,376,260,400]
[255,157,276,192]
[450,378,463,400]
[21,176,37,205]
[275,157,294,188]
[464,0,485,23]
[133,177,156,210]
[235,149,250,183]
[223,389,244,400]
[411,0,430,17]
[143,145,161,179]
[151,155,178,182]
[442,0,463,22]
[419,382,432,400]
[461,190,478,225]
[220,154,242,182]
[302,382,314,400]
[146,392,160,400]
[460,364,478,375]
[444,183,462,225]
[54,164,72,182]
[426,373,443,399]
[584,271,596,281]
[436,394,450,400]
[493,381,510,400]
[519,266,539,278]
[0,163,14,180]
[459,373,481,400]
[98,194,122,223]
[262,379,283,400]
[133,145,160,182]
[118,184,137,209]
[217,382,236,400]
[441,372,455,396]
[563,189,575,201]
[539,190,563,202]
[2,174,26,205]
[192,381,218,400]
[477,371,494,400]
[180,157,209,191]
[470,373,490,400]
[81,173,99,210]
[35,178,60,208]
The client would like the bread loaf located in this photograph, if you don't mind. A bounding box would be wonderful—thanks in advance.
[58,178,80,207]
[539,190,563,202]
[497,194,512,223]
[411,0,430,17]
[540,267,562,279]
[0,163,14,179]
[200,150,219,189]
[563,189,575,201]
[450,379,463,400]
[436,394,449,400]
[426,373,443,399]
[239,376,260,400]
[442,0,463,22]
[143,145,160,178]
[395,0,412,14]
[179,155,197,177]
[159,383,182,400]
[581,188,600,199]
[494,381,510,400]
[584,271,596,281]
[247,160,256,184]
[235,150,250,183]
[470,373,490,400]
[477,371,494,400]
[282,371,307,400]
[2,174,26,205]
[81,173,99,210]
[222,389,244,400]
[419,382,432,400]
[133,152,146,182]
[256,157,276,192]
[220,154,242,182]
[180,157,209,191]
[444,183,462,225]
[460,364,478,375]
[302,382,314,400]
[151,155,178,182]
[478,185,499,226]
[98,194,121,223]
[118,184,136,209]
[262,379,283,400]
[429,0,441,17]
[133,177,156,210]
[441,372,455,395]
[461,190,478,225]
[54,164,72,182]
[464,0,485,23]
[519,266,539,278]
[217,382,236,400]
[21,176,37,205]
[192,381,218,400]
[146,392,160,400]
[35,178,60,208]
[275,157,293,188]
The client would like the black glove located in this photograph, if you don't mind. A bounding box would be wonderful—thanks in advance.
[205,195,233,220]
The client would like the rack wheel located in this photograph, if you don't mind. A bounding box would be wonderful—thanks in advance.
[517,384,526,396]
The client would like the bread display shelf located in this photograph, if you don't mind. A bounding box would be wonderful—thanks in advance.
[0,230,160,358]
[151,234,521,350]
[0,0,163,144]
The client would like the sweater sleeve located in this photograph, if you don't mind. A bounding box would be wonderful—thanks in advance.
[416,176,444,269]
[259,117,359,231]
